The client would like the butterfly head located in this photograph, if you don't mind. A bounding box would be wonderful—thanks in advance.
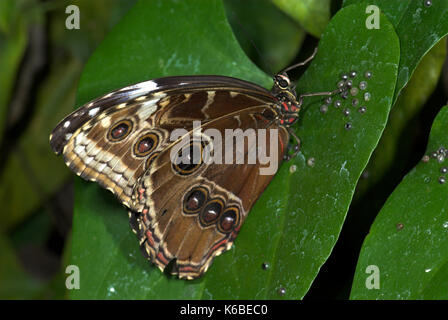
[273,73,301,127]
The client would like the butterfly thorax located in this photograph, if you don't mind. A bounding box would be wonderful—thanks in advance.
[272,73,301,127]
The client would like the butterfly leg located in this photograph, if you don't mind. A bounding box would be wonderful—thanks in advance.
[266,115,281,129]
[283,87,345,161]
[284,127,301,161]
[297,87,343,106]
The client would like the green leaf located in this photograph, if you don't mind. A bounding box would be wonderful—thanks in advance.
[350,106,448,299]
[343,0,448,102]
[271,0,331,38]
[69,1,398,299]
[275,3,398,298]
[354,37,447,199]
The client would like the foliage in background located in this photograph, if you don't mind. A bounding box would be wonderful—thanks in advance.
[351,106,448,299]
[71,0,399,299]
[0,0,136,299]
[224,0,306,73]
[272,0,331,37]
[0,0,447,300]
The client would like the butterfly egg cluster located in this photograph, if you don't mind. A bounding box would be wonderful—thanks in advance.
[277,287,286,296]
[319,69,372,130]
[421,146,448,184]
[288,155,314,173]
[306,157,315,167]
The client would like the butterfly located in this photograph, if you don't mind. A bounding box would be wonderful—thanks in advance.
[50,51,343,279]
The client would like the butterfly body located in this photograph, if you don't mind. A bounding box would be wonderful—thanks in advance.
[50,74,307,279]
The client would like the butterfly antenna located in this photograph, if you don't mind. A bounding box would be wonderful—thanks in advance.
[226,9,274,76]
[281,47,318,75]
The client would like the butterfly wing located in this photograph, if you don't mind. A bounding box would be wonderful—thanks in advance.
[50,76,274,154]
[50,76,277,208]
[130,106,289,279]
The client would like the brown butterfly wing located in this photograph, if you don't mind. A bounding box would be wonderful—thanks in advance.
[50,76,276,208]
[60,101,171,207]
[130,106,289,279]
[50,76,273,154]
